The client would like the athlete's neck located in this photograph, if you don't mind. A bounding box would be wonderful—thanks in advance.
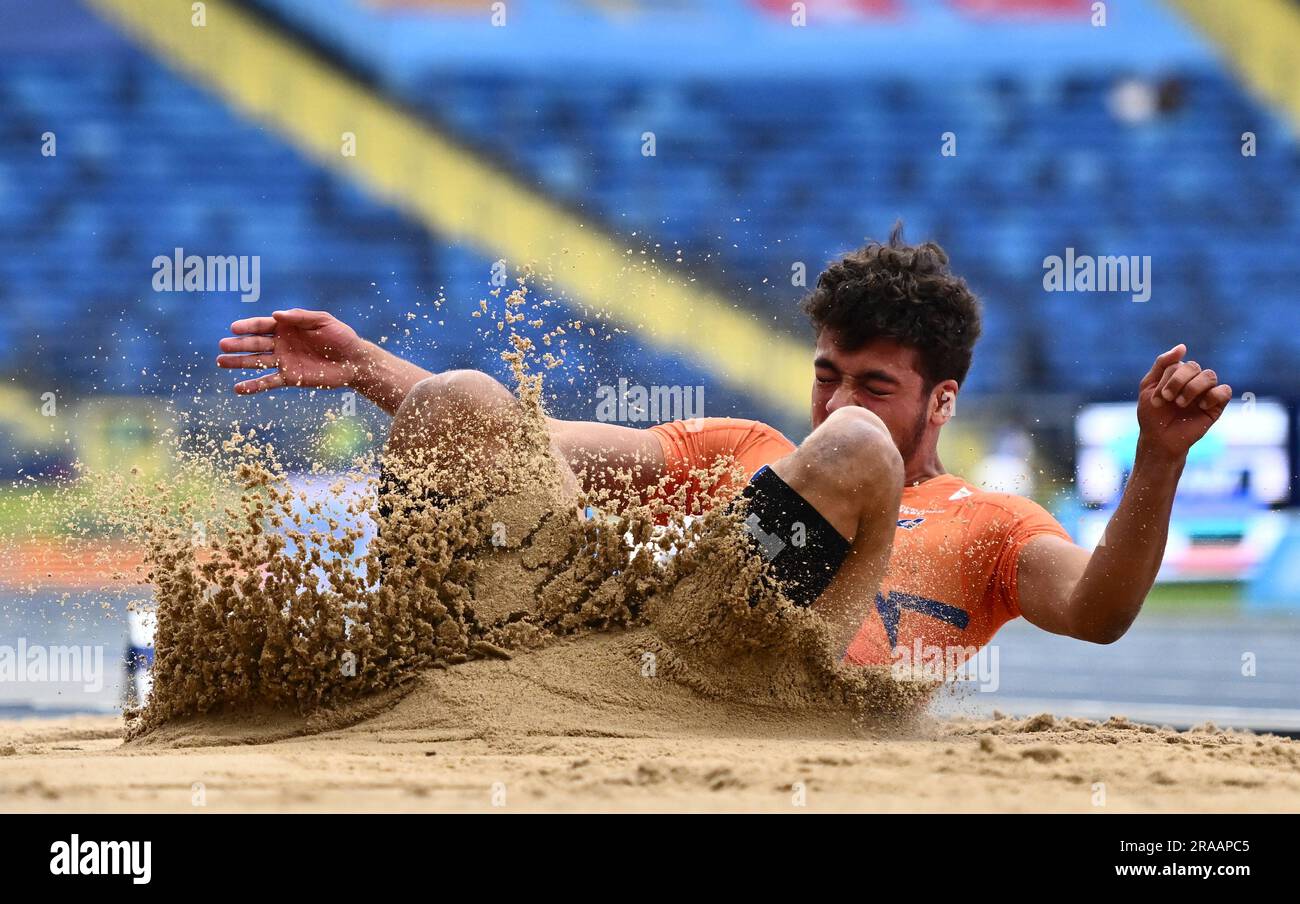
[902,453,946,487]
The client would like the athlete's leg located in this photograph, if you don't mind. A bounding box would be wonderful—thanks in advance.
[377,370,583,603]
[385,369,580,500]
[758,406,903,654]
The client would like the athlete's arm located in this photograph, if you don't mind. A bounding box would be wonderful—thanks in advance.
[548,419,666,499]
[217,309,665,494]
[1016,345,1231,644]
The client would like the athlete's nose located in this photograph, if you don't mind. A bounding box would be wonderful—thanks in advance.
[826,385,861,414]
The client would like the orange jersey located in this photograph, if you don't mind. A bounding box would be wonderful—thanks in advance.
[648,417,1073,665]
[649,417,798,506]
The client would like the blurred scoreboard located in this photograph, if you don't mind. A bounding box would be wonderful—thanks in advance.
[1075,399,1291,582]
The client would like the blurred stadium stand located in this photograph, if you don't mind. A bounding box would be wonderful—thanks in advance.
[1,0,1297,447]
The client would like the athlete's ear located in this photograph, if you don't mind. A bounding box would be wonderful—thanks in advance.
[931,381,959,425]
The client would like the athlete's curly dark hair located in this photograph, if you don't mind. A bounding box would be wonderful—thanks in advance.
[801,223,982,388]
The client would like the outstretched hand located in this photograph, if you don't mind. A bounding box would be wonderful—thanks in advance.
[217,309,365,395]
[1136,344,1232,459]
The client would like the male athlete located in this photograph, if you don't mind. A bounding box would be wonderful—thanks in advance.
[216,227,1232,664]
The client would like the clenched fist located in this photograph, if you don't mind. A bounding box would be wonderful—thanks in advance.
[1136,344,1232,459]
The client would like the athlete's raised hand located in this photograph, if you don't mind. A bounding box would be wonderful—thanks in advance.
[1136,344,1232,459]
[217,309,364,395]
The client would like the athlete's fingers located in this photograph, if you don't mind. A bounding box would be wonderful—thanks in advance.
[1149,363,1181,405]
[233,372,285,395]
[218,336,274,354]
[272,308,332,328]
[1198,383,1232,416]
[1141,344,1186,387]
[1173,368,1217,408]
[1152,360,1201,407]
[1159,360,1201,399]
[218,353,278,370]
[230,316,277,335]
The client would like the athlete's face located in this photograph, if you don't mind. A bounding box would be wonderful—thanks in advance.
[810,331,954,464]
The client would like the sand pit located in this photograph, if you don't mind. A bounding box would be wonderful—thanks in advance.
[3,695,1299,812]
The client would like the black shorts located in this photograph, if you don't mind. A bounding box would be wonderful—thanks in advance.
[733,465,852,606]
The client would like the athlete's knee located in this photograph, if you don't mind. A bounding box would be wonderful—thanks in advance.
[804,407,903,497]
[389,370,513,455]
[402,369,509,416]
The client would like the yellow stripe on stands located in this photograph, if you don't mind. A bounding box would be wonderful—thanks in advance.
[1167,0,1300,129]
[86,0,810,422]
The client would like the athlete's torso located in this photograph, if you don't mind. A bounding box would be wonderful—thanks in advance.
[649,418,1072,665]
